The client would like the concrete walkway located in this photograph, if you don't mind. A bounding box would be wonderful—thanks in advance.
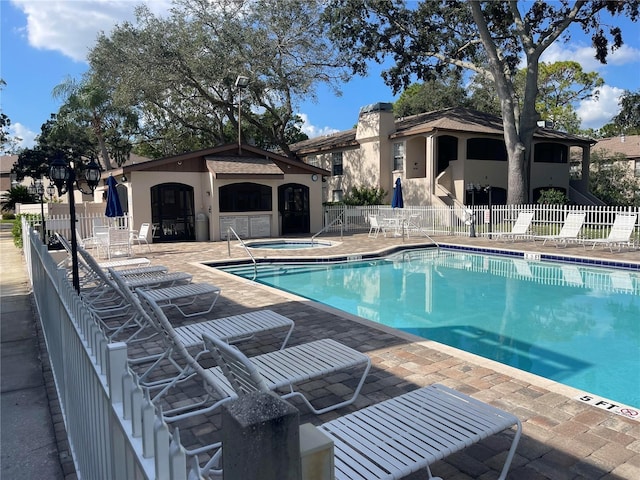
[0,223,69,480]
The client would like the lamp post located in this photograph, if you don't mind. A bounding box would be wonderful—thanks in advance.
[49,155,101,293]
[28,178,46,243]
[466,183,479,238]
[484,185,493,239]
[235,75,249,154]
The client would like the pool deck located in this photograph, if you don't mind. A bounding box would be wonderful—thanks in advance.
[120,232,639,479]
[64,234,640,478]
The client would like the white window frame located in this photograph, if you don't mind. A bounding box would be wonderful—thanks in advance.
[393,142,405,171]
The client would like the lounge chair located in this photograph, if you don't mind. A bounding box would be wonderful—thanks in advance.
[203,332,520,480]
[320,384,521,480]
[109,267,220,318]
[582,213,638,252]
[201,331,371,416]
[134,288,295,398]
[532,212,585,247]
[486,211,534,242]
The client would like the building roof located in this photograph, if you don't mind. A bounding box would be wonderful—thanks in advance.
[592,135,640,160]
[206,156,284,178]
[0,155,18,175]
[290,107,593,156]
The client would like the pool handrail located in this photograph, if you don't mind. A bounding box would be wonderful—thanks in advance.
[227,227,257,280]
[312,214,344,243]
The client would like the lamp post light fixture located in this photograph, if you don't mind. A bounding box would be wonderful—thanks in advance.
[48,155,101,293]
[235,75,249,154]
[28,178,47,243]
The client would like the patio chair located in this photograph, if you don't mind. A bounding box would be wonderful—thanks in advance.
[582,213,638,252]
[201,331,370,416]
[130,222,151,252]
[486,211,534,242]
[532,211,586,247]
[368,215,384,238]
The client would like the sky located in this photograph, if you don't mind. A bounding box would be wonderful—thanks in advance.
[2,0,640,154]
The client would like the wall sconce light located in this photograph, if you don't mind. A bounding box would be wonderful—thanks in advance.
[121,174,127,182]
[177,161,183,166]
[206,191,211,196]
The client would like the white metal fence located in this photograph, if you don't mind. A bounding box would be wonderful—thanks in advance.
[322,204,640,240]
[23,223,202,480]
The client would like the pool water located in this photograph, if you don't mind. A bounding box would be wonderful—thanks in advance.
[219,249,640,408]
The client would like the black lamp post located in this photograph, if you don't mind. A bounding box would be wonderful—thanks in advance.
[235,75,249,154]
[28,178,46,243]
[466,183,480,238]
[48,155,101,293]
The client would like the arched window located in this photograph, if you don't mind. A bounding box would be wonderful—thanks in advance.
[219,182,272,212]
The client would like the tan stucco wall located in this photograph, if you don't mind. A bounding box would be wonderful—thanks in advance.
[128,170,325,242]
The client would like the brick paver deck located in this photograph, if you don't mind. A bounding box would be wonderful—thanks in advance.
[83,233,640,478]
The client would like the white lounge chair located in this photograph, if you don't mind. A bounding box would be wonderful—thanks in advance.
[582,213,638,252]
[487,211,534,242]
[533,212,585,247]
[110,267,220,318]
[134,289,295,399]
[320,384,521,480]
[202,331,371,416]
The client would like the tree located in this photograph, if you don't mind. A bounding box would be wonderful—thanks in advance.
[1,80,22,154]
[600,89,640,136]
[52,75,137,170]
[0,185,36,213]
[393,70,470,117]
[324,1,638,203]
[589,149,640,206]
[88,0,343,158]
[526,61,603,133]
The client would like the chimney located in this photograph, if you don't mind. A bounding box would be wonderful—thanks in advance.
[356,102,395,141]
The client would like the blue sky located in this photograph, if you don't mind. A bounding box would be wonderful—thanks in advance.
[2,0,639,153]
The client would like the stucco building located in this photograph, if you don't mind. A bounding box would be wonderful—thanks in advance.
[290,104,598,207]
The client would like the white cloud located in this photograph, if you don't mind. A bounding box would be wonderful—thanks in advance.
[298,113,339,139]
[540,41,640,71]
[1,122,38,154]
[11,0,172,62]
[576,85,624,129]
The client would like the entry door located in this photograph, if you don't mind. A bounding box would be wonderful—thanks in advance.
[151,183,195,242]
[279,184,310,235]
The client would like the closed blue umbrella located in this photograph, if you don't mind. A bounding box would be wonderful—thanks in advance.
[391,177,404,209]
[105,175,124,217]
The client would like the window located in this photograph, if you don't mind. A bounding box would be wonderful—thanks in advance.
[219,182,272,212]
[635,160,640,177]
[307,155,319,168]
[466,138,508,161]
[332,152,343,176]
[332,189,343,202]
[393,142,405,171]
[534,143,568,163]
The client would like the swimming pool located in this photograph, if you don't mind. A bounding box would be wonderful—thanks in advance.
[218,248,640,408]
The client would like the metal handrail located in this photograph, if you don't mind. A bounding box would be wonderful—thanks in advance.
[312,215,344,243]
[401,218,440,249]
[227,227,257,281]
